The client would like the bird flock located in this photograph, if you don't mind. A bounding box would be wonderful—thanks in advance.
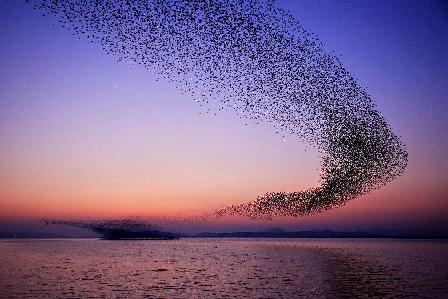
[29,0,407,220]
[43,219,178,239]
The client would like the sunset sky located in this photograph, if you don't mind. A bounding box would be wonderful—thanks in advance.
[1,0,447,234]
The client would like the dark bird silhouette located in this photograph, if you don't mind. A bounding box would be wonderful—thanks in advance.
[28,0,407,220]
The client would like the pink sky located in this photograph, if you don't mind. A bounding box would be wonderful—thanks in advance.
[0,0,447,234]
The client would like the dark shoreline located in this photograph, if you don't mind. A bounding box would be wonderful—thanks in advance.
[187,230,448,239]
[1,231,447,240]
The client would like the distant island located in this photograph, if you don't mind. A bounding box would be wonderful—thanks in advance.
[1,226,446,239]
[188,228,448,239]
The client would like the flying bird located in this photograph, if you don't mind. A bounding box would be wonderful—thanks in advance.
[28,0,407,220]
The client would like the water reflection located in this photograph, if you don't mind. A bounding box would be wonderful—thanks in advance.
[0,239,446,298]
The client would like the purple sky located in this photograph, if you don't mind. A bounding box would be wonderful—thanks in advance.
[0,0,447,234]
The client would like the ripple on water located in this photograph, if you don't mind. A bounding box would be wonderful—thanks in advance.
[0,239,447,298]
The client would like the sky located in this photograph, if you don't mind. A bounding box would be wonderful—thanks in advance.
[0,0,447,234]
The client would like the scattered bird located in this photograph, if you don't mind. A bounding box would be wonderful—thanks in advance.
[28,0,407,220]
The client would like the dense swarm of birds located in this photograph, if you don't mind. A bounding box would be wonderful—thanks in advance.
[29,0,407,220]
[43,219,178,239]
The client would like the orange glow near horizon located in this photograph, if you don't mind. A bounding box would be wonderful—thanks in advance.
[1,0,447,233]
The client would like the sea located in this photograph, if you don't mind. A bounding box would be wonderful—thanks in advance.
[0,238,447,298]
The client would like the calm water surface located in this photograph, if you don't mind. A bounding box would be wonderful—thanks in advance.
[0,238,447,298]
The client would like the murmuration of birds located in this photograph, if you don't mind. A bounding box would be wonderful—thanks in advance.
[29,0,407,220]
[42,219,178,239]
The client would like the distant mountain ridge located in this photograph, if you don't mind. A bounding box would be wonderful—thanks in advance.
[190,229,448,239]
[1,228,447,239]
